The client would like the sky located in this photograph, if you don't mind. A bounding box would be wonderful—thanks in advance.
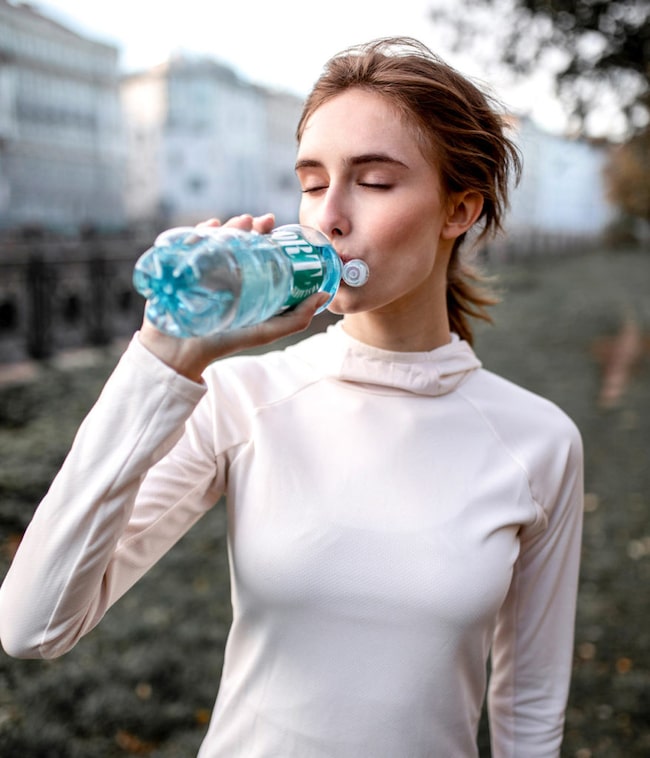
[34,0,570,134]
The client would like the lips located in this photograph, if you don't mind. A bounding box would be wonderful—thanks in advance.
[332,245,364,267]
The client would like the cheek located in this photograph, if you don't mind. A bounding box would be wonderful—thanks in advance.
[371,203,442,262]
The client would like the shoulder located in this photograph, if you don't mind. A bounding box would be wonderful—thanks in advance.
[459,368,581,444]
[458,368,583,507]
[201,332,326,410]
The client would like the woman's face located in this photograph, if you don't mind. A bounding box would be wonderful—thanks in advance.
[296,88,453,319]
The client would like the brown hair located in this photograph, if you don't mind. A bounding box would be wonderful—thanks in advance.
[297,37,522,345]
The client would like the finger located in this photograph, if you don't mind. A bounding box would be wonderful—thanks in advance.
[267,292,330,334]
[284,291,330,319]
[196,217,221,228]
[222,214,255,230]
[251,213,275,234]
[215,292,329,354]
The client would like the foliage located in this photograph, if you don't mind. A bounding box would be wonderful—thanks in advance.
[604,126,650,222]
[429,0,650,137]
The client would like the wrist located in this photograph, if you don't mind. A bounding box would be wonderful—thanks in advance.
[137,324,208,383]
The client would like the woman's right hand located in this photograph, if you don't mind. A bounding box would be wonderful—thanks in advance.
[137,213,330,383]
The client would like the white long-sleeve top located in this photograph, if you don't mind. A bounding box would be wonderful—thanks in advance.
[0,322,583,757]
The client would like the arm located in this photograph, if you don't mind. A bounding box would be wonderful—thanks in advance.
[0,337,210,658]
[488,422,584,758]
[0,212,327,660]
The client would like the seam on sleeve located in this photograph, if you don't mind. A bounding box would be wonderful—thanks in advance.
[456,386,545,533]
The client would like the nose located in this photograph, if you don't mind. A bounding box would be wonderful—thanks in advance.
[312,186,351,240]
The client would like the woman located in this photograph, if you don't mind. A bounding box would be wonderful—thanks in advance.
[0,37,583,757]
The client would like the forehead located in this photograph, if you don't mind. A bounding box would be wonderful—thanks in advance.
[297,89,427,163]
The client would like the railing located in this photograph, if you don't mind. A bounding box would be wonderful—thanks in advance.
[0,229,604,365]
[0,238,148,364]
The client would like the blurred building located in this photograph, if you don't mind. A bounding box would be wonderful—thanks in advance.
[507,117,615,242]
[262,87,305,225]
[0,0,125,234]
[121,55,303,230]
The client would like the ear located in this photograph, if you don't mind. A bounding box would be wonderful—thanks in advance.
[441,191,484,240]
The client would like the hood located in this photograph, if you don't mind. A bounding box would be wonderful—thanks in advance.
[288,321,481,397]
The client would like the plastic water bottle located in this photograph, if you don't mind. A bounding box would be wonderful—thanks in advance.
[133,224,369,338]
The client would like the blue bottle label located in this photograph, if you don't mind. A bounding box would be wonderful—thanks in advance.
[270,228,325,306]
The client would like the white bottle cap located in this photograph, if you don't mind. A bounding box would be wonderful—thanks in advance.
[342,259,369,287]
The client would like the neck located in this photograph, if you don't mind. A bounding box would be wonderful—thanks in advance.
[342,298,451,352]
[340,242,455,352]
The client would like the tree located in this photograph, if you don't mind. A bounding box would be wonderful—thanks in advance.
[604,126,650,222]
[429,0,650,139]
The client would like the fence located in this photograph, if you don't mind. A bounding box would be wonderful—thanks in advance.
[0,237,148,364]
[0,229,606,365]
[485,230,604,262]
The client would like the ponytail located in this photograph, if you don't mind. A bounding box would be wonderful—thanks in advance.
[446,247,499,346]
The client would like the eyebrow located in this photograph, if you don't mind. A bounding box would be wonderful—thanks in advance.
[295,153,408,172]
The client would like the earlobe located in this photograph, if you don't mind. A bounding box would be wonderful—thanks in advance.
[441,191,484,240]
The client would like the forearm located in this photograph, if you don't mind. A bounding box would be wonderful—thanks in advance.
[0,336,206,659]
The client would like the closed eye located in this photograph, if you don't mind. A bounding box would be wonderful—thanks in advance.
[358,182,393,190]
[301,185,328,194]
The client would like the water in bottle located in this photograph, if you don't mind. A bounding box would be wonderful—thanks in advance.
[133,224,369,338]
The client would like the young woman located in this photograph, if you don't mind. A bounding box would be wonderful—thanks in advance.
[0,37,583,757]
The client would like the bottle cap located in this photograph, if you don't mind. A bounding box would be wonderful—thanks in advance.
[342,259,369,287]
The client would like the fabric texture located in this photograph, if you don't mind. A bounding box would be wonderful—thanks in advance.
[0,322,583,757]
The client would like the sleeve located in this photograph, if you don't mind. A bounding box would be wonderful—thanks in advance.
[488,418,584,758]
[0,335,225,660]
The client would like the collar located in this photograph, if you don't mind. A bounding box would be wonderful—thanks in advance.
[289,321,481,397]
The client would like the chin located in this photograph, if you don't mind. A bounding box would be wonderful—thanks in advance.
[326,300,364,317]
[326,289,370,316]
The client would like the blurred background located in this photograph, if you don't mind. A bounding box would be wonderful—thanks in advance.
[0,1,648,755]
